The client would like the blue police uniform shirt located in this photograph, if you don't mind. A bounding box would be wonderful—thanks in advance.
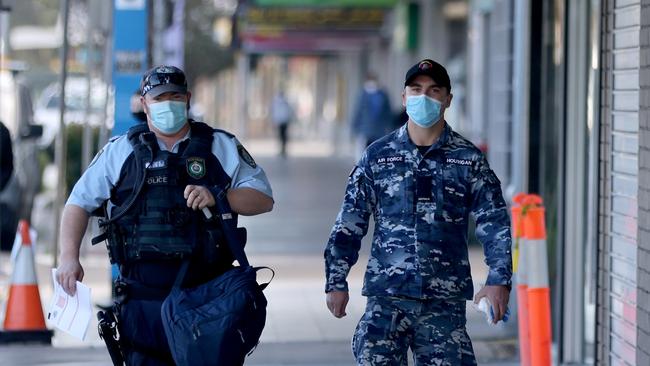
[325,122,512,301]
[67,128,273,213]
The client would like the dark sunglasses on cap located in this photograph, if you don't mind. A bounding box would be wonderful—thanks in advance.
[141,66,188,97]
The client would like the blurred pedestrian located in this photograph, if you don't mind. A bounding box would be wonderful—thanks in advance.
[351,72,393,148]
[325,59,512,365]
[56,65,274,365]
[269,90,294,157]
[130,88,147,122]
[0,121,13,191]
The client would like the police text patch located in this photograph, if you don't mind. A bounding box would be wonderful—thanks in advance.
[377,156,404,164]
[147,175,168,185]
[446,158,472,166]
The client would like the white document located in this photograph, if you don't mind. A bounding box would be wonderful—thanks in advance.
[47,269,93,340]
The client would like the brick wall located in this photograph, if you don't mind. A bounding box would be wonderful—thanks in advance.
[598,0,640,365]
[637,1,650,365]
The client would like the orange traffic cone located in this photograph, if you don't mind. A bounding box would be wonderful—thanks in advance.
[512,193,531,366]
[0,220,53,344]
[522,196,552,366]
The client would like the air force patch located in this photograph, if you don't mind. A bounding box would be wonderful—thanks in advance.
[238,145,257,168]
[377,156,403,164]
[187,157,206,179]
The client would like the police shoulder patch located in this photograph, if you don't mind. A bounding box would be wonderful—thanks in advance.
[237,145,257,168]
[187,157,206,179]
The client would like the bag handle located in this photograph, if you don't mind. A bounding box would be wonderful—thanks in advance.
[203,187,250,268]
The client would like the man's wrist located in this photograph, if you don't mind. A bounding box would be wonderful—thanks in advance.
[59,247,80,260]
[325,281,349,293]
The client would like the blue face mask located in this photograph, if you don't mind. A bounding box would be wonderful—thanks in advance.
[147,100,188,134]
[405,94,444,128]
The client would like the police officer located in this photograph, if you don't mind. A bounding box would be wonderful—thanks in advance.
[56,65,274,365]
[324,59,512,365]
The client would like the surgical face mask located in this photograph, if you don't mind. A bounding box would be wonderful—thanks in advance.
[147,100,188,134]
[405,94,444,128]
[364,81,378,93]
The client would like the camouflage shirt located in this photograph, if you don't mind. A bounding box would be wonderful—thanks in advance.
[325,123,512,300]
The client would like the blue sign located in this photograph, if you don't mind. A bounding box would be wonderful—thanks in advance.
[112,0,148,136]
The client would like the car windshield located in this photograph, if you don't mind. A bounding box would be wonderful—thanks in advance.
[39,79,107,114]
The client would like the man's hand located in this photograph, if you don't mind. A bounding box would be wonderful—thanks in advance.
[184,185,215,210]
[56,255,84,296]
[326,291,349,318]
[474,285,510,324]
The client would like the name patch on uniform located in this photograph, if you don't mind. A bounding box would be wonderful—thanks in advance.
[146,160,167,169]
[446,158,472,166]
[147,175,168,185]
[187,157,206,179]
[376,156,403,164]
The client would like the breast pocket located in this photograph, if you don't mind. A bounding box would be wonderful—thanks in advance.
[436,165,469,224]
[373,165,410,215]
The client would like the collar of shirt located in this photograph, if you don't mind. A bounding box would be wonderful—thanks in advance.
[396,122,452,154]
[155,129,192,153]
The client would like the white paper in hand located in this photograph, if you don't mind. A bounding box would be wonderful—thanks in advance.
[47,269,93,340]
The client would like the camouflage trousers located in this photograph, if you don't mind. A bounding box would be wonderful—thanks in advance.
[351,296,477,366]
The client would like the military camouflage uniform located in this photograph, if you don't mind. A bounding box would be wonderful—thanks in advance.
[325,123,512,365]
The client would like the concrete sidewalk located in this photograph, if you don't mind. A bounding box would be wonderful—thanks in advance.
[0,140,519,365]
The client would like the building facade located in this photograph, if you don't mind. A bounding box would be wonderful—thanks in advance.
[468,0,650,364]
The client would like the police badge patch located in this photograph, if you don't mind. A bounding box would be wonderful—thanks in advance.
[187,157,206,179]
[237,145,257,168]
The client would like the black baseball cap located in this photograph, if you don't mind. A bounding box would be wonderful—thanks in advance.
[404,59,451,90]
[140,65,188,97]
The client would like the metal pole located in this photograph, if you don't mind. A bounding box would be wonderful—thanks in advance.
[98,26,112,149]
[508,0,531,199]
[82,26,94,170]
[53,0,71,268]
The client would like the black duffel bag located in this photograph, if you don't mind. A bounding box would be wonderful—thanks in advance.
[161,191,273,366]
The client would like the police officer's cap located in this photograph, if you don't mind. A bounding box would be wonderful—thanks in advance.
[404,59,451,90]
[140,65,188,97]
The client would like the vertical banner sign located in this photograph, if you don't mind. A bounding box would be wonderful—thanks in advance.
[112,0,148,136]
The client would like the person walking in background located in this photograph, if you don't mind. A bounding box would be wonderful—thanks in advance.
[269,89,294,157]
[130,88,147,122]
[351,72,393,148]
[325,59,512,365]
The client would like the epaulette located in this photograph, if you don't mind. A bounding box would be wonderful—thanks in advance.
[213,128,236,139]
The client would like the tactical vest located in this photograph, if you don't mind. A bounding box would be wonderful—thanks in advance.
[94,121,234,266]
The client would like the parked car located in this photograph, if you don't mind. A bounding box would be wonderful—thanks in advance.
[34,76,108,147]
[0,67,43,251]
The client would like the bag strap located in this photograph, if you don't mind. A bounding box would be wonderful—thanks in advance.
[207,188,250,268]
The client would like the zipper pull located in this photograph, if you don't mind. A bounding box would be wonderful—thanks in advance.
[192,324,201,340]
